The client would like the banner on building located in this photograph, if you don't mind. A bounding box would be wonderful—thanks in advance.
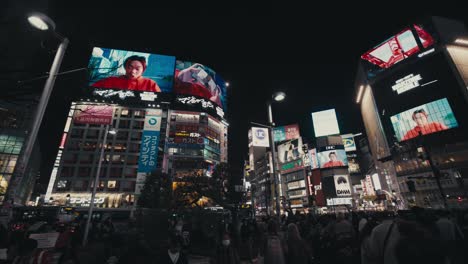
[74,104,114,125]
[137,109,162,173]
[341,134,356,152]
[273,124,300,142]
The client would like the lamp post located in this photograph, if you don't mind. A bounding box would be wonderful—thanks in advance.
[267,91,286,220]
[82,125,116,246]
[5,13,69,204]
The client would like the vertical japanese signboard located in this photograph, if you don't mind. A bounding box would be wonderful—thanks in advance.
[136,109,162,194]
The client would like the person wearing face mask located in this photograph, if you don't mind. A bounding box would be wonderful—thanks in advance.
[160,235,188,264]
[91,55,161,92]
[211,232,240,264]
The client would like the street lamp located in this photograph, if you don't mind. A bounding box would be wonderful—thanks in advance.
[5,13,69,204]
[267,91,286,219]
[82,125,116,246]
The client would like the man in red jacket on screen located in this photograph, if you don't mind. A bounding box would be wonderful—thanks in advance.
[401,109,448,141]
[323,152,345,168]
[92,55,161,92]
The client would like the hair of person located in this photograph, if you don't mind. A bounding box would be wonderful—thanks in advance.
[124,55,147,70]
[267,219,279,235]
[287,223,301,240]
[412,109,428,120]
[328,151,336,157]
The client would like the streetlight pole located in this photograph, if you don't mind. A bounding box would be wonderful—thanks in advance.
[5,13,68,204]
[267,91,286,219]
[267,102,281,220]
[82,124,112,246]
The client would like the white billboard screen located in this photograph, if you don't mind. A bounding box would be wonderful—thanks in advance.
[311,109,340,137]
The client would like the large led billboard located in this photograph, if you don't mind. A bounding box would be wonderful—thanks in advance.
[273,124,300,142]
[311,109,340,137]
[361,25,434,69]
[88,47,176,93]
[370,51,467,146]
[390,98,458,141]
[317,146,348,168]
[174,60,227,111]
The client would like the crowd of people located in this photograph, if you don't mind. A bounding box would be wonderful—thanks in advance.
[0,207,467,263]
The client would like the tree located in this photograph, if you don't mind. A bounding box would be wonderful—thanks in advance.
[137,170,171,209]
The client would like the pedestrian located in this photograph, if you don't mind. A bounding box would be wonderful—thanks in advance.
[211,232,240,264]
[262,219,286,264]
[159,235,188,264]
[284,223,313,264]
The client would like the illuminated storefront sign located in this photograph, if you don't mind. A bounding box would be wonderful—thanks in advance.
[74,105,114,125]
[93,89,135,99]
[274,124,300,142]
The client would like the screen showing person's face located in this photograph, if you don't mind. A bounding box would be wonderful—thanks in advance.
[125,60,144,79]
[413,112,428,127]
[329,153,337,161]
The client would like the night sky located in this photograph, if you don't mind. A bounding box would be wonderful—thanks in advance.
[2,1,467,184]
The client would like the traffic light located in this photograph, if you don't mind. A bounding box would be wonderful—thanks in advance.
[406,180,416,192]
[457,196,462,202]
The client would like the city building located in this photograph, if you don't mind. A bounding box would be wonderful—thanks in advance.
[44,47,229,209]
[0,95,41,205]
[355,16,468,208]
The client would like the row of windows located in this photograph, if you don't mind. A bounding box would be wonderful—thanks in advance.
[56,179,136,192]
[0,154,17,174]
[60,166,138,178]
[283,170,305,182]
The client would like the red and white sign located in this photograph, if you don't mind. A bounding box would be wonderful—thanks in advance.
[74,105,114,125]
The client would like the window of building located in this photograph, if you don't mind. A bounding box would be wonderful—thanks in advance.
[132,120,144,129]
[79,154,94,164]
[122,181,135,192]
[126,155,139,165]
[116,131,129,141]
[56,180,70,191]
[86,129,99,139]
[107,180,118,189]
[66,140,80,151]
[60,167,74,177]
[73,180,88,191]
[63,153,78,164]
[128,143,140,153]
[124,167,137,178]
[119,120,130,129]
[134,110,145,118]
[130,131,142,140]
[110,167,123,178]
[70,129,84,139]
[78,167,91,177]
[121,109,129,116]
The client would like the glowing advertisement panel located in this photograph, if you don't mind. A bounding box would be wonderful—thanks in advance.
[390,98,458,142]
[174,60,227,111]
[87,47,176,93]
[317,145,348,169]
[311,109,340,137]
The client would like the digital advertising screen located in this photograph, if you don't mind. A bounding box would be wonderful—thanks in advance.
[390,98,458,142]
[347,154,361,174]
[277,138,304,164]
[370,51,467,145]
[311,109,340,137]
[87,47,176,93]
[273,124,300,142]
[317,145,348,169]
[174,60,228,111]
